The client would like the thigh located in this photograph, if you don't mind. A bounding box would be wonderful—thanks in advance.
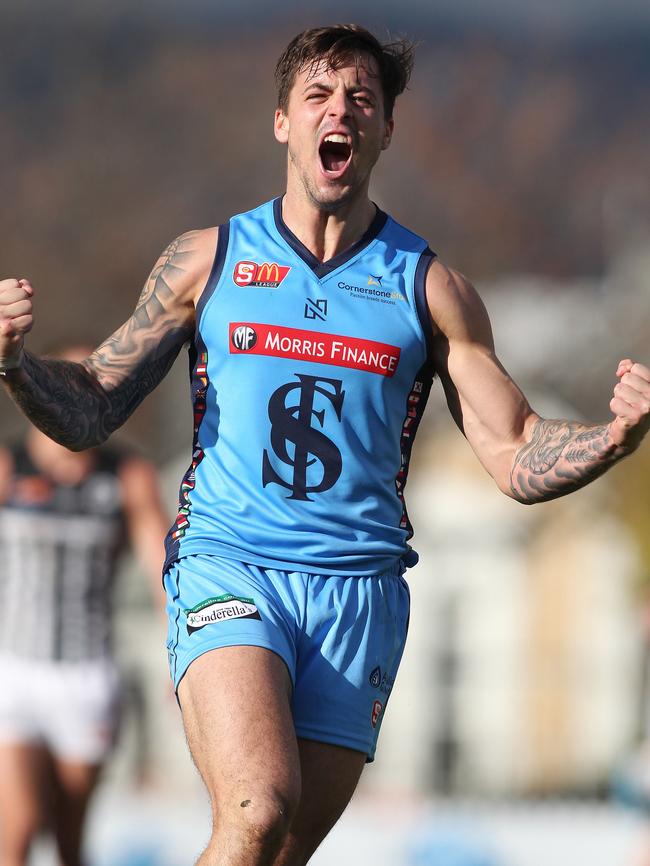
[274,739,366,866]
[178,645,301,820]
[165,555,299,692]
[0,742,49,851]
[50,757,102,865]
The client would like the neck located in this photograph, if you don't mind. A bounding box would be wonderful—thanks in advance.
[281,184,377,263]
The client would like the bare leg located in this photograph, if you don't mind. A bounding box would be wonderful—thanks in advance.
[178,646,302,866]
[50,759,101,866]
[0,743,48,866]
[273,739,367,866]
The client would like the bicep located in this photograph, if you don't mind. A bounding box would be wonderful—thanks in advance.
[428,263,537,487]
[83,231,209,396]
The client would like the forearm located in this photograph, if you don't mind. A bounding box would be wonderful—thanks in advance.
[509,417,630,504]
[1,352,117,449]
[2,338,182,449]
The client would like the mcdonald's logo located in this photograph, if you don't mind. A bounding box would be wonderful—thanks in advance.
[233,260,291,288]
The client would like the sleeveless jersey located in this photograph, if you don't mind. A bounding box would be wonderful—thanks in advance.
[164,197,436,576]
[0,444,127,661]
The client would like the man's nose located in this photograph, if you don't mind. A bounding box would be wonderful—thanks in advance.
[327,90,351,120]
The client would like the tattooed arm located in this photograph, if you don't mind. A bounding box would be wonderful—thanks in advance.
[427,261,649,504]
[0,229,217,450]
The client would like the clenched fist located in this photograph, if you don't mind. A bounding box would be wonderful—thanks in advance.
[610,359,650,452]
[0,278,33,369]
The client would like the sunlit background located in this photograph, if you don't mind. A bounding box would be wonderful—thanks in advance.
[1,1,649,864]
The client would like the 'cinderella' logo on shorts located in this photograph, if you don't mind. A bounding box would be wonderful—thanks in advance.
[185,594,262,635]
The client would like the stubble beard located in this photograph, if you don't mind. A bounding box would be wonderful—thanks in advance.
[288,145,373,215]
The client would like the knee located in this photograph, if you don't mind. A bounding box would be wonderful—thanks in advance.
[215,790,298,852]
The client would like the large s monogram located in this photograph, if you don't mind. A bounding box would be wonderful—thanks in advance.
[262,374,345,501]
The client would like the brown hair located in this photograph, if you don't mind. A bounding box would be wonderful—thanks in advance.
[275,24,415,119]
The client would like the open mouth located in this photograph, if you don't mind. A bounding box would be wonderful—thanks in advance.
[319,133,353,176]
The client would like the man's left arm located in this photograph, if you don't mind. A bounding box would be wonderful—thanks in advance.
[426,261,650,504]
[119,455,170,615]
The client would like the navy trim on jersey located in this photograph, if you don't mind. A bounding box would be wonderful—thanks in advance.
[196,222,231,323]
[272,196,388,279]
[163,332,211,574]
[395,358,436,539]
[414,246,437,359]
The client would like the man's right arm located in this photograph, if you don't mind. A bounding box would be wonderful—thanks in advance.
[0,228,217,450]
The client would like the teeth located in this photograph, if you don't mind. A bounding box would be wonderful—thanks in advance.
[323,134,350,145]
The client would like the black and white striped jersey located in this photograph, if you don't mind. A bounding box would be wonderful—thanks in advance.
[0,443,128,662]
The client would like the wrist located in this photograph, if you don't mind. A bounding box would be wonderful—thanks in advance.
[0,349,24,377]
[607,418,640,458]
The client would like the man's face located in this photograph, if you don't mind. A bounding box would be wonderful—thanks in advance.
[274,54,394,211]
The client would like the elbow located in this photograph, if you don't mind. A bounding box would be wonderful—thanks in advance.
[497,474,543,505]
[49,427,110,452]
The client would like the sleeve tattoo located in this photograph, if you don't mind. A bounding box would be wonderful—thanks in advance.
[7,234,199,449]
[509,419,619,503]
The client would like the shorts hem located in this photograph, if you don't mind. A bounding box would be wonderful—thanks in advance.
[293,725,375,762]
[171,635,295,692]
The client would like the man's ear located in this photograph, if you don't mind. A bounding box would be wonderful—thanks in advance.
[274,108,289,144]
[381,117,394,151]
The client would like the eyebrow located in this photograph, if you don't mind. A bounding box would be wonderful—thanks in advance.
[302,82,377,98]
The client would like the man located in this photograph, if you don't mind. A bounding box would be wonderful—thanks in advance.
[0,347,170,866]
[0,23,648,866]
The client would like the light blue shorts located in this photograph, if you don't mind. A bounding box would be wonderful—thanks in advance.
[163,553,410,760]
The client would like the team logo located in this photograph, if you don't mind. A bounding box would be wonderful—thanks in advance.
[371,700,383,728]
[231,325,258,351]
[233,260,291,288]
[263,374,345,501]
[369,666,382,688]
[185,594,262,635]
[304,298,328,321]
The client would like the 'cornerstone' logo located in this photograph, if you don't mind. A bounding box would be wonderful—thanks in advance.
[233,261,291,288]
[185,595,262,635]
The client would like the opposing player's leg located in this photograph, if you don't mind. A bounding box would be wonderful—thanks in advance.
[50,759,101,866]
[178,646,302,866]
[273,739,366,866]
[0,742,47,866]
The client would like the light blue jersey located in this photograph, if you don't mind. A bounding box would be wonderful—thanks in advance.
[164,197,436,576]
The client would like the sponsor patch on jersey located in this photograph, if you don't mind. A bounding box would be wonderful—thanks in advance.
[371,700,383,728]
[184,594,262,635]
[233,260,291,288]
[337,278,406,304]
[229,323,401,377]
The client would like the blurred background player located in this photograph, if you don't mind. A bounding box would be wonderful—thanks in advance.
[0,347,170,866]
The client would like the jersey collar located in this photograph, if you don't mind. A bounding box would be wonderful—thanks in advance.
[272,196,388,279]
